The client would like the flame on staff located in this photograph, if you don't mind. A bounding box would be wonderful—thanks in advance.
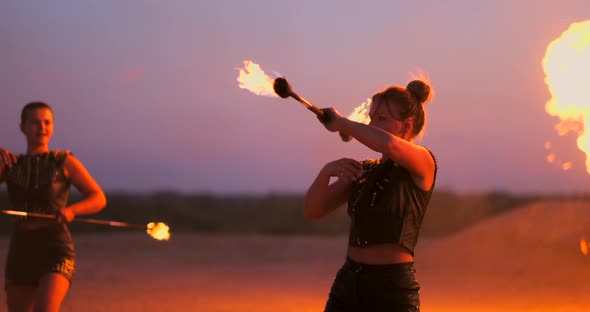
[147,222,170,241]
[542,20,590,173]
[236,60,429,137]
[236,60,277,97]
[581,237,589,256]
[347,98,372,125]
[236,60,370,124]
[346,69,433,128]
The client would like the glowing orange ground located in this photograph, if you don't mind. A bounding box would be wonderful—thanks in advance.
[0,200,589,312]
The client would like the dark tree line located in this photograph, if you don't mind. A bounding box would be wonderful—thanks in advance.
[0,190,580,237]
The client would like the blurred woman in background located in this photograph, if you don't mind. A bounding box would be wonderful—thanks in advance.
[0,102,106,312]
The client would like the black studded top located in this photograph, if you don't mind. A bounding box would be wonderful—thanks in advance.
[347,150,438,255]
[6,151,72,216]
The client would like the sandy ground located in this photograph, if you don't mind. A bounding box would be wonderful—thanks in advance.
[0,200,589,311]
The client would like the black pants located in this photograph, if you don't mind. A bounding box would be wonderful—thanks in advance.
[324,258,420,312]
[5,224,75,288]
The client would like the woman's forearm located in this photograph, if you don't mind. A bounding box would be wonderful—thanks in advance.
[68,191,107,216]
[304,169,332,220]
[304,166,354,220]
[339,119,399,156]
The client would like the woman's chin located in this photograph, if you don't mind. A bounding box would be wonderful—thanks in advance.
[28,139,50,147]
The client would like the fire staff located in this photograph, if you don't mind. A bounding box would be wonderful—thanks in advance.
[304,80,437,312]
[0,102,107,312]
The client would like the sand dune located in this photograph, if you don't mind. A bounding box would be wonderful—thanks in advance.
[0,200,588,311]
[417,200,590,312]
[439,199,590,243]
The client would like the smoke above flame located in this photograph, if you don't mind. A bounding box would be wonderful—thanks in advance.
[542,20,590,173]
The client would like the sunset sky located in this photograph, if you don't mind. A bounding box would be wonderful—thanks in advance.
[1,1,589,194]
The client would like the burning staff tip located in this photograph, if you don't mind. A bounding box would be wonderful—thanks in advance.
[147,222,171,241]
[273,77,292,98]
[236,60,352,142]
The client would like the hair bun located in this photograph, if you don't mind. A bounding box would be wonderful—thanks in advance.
[406,80,432,104]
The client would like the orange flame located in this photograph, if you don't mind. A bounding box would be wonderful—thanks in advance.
[542,20,590,173]
[147,222,170,241]
[347,70,433,127]
[545,141,574,170]
[347,98,372,125]
[581,237,589,256]
[544,141,552,150]
[236,60,277,97]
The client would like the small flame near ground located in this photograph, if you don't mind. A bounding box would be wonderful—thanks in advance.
[581,237,589,256]
[236,60,277,97]
[542,20,590,173]
[147,222,170,241]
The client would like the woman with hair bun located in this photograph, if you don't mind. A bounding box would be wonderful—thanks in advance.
[305,80,437,312]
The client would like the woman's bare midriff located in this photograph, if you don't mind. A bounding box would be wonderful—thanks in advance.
[347,243,413,264]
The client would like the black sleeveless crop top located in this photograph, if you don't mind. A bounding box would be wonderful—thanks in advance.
[6,151,72,216]
[347,150,438,255]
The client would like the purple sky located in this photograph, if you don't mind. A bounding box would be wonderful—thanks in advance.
[1,1,590,194]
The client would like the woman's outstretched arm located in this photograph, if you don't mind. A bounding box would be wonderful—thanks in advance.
[321,109,435,191]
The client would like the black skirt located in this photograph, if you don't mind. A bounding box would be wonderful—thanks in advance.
[4,224,76,288]
[324,257,420,312]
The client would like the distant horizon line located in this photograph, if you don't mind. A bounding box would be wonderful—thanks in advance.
[1,187,588,198]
